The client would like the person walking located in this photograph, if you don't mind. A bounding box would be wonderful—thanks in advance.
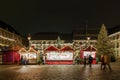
[83,56,87,67]
[40,53,44,65]
[20,55,24,65]
[103,54,112,71]
[101,55,106,70]
[88,55,93,68]
[76,56,80,65]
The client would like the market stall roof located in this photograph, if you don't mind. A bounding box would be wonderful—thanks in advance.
[45,46,59,51]
[19,48,27,54]
[28,47,37,53]
[84,46,96,51]
[14,46,22,51]
[60,46,73,51]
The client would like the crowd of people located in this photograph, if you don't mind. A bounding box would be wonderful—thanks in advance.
[20,53,112,71]
[20,55,28,65]
[75,55,93,67]
[83,55,93,68]
[75,54,112,71]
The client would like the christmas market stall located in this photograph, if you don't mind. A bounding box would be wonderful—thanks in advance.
[44,46,59,64]
[0,51,2,64]
[2,46,21,64]
[19,48,28,64]
[27,47,37,64]
[45,46,74,65]
[80,46,96,64]
[59,46,74,64]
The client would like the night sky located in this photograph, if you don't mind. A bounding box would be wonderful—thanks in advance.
[0,0,120,36]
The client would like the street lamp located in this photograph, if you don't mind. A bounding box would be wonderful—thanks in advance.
[27,34,31,64]
[87,37,90,40]
[27,34,31,47]
[86,36,91,46]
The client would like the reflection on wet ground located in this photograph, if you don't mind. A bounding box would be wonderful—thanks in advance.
[0,63,120,80]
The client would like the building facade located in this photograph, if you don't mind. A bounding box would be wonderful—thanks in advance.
[29,26,120,60]
[0,21,28,51]
[29,32,73,55]
[108,26,120,59]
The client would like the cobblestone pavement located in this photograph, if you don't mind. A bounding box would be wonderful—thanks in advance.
[0,62,120,80]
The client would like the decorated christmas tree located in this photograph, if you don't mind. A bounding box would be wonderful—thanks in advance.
[96,24,114,58]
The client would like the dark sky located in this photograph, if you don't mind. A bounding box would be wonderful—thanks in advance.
[0,0,120,36]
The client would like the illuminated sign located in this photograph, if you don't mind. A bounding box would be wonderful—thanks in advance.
[46,51,73,60]
[28,53,36,59]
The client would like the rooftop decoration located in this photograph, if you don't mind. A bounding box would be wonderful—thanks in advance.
[44,46,59,51]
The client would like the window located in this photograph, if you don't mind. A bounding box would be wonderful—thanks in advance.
[117,42,119,48]
[0,31,1,36]
[117,34,119,39]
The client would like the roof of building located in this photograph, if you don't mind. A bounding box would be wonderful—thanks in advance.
[72,28,100,40]
[31,32,59,40]
[59,33,73,40]
[0,20,20,35]
[108,25,120,35]
[31,32,73,40]
[31,25,120,40]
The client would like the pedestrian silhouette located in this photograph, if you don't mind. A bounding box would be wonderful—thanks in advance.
[103,54,112,71]
[83,56,87,67]
[88,55,93,68]
[101,55,105,70]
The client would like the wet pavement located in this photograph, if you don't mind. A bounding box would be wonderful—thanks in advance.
[0,62,120,80]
